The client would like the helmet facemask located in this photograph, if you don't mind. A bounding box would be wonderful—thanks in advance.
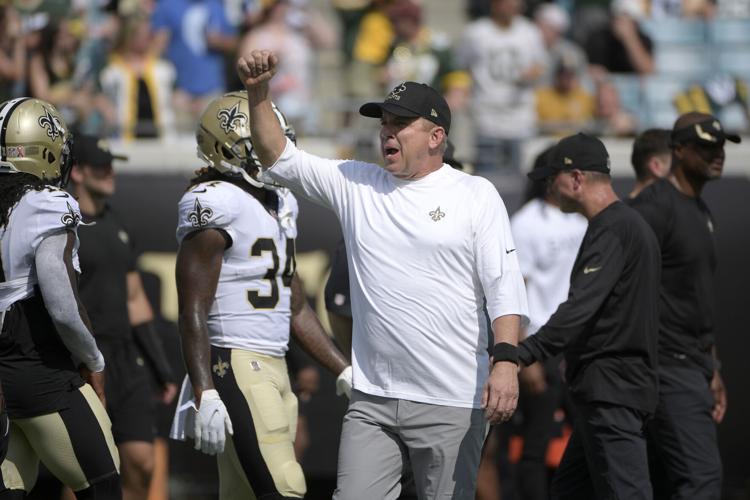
[57,136,74,188]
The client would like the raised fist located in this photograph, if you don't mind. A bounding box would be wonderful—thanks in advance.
[237,50,279,88]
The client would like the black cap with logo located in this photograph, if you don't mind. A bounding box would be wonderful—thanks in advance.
[528,133,611,180]
[359,81,451,134]
[72,135,128,169]
[670,117,741,147]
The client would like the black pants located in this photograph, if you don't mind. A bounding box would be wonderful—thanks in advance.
[517,357,564,500]
[551,400,651,500]
[647,364,721,500]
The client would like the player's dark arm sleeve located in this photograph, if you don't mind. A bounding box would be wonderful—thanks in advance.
[175,228,226,400]
[290,273,349,376]
[519,229,625,366]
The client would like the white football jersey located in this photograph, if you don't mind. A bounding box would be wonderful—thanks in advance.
[1,187,82,284]
[176,181,298,356]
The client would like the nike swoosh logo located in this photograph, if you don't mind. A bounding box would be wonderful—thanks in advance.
[192,188,207,193]
[506,248,516,254]
[54,194,69,198]
[583,266,602,274]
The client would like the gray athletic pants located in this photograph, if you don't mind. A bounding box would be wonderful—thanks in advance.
[334,390,488,500]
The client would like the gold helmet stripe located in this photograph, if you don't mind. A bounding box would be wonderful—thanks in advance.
[0,97,30,163]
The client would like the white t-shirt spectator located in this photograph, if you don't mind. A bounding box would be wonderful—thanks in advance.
[456,17,547,139]
[511,198,587,335]
[267,139,529,409]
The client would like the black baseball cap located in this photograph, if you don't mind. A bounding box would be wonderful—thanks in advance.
[670,117,741,146]
[528,133,611,180]
[359,81,451,134]
[73,135,128,168]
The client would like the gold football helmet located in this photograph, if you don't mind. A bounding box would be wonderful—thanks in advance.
[0,97,73,186]
[196,90,295,189]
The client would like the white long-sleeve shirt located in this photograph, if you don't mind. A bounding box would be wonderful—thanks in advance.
[268,139,528,408]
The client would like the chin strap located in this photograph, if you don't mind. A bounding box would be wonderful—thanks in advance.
[196,147,273,190]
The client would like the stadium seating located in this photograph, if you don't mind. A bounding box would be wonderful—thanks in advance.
[708,19,750,44]
[642,76,690,128]
[654,46,713,78]
[640,18,707,45]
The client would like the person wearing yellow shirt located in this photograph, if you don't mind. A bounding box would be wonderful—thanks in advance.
[536,61,595,136]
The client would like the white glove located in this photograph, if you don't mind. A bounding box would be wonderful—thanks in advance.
[193,389,233,455]
[336,366,353,399]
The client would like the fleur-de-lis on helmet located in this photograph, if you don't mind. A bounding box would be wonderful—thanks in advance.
[38,107,63,141]
[188,198,214,228]
[217,103,248,134]
[60,202,81,228]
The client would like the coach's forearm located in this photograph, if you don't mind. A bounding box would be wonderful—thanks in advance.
[246,91,286,167]
[492,314,521,347]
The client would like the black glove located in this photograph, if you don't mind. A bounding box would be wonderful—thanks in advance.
[132,321,176,386]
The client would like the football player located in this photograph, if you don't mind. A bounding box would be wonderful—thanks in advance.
[171,91,352,499]
[0,97,121,498]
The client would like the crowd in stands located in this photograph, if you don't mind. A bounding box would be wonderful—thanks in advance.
[0,0,748,170]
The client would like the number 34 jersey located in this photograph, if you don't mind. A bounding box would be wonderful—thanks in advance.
[176,181,298,357]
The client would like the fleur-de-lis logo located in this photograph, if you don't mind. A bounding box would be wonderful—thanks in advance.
[217,103,248,134]
[212,356,230,378]
[60,202,81,228]
[387,83,408,101]
[38,108,64,141]
[429,206,445,221]
[188,198,213,228]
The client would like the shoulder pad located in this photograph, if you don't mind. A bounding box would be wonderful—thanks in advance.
[21,188,82,230]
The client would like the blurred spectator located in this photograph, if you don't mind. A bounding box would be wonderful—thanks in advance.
[536,59,595,136]
[239,0,336,133]
[456,0,547,172]
[100,14,177,139]
[346,1,395,100]
[0,5,25,102]
[592,78,637,135]
[649,0,687,17]
[71,0,121,92]
[28,19,96,127]
[466,0,491,19]
[151,0,237,131]
[332,0,371,65]
[534,3,588,87]
[674,74,750,132]
[645,0,717,17]
[383,0,470,111]
[584,0,654,76]
[716,0,750,17]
